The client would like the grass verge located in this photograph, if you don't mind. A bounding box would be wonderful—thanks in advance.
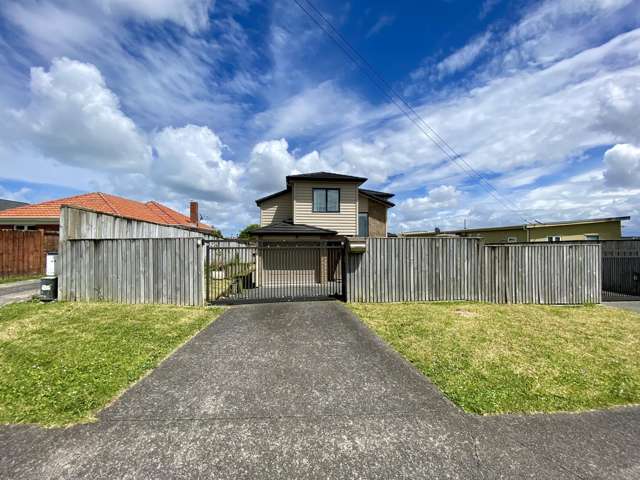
[348,302,640,414]
[0,301,223,426]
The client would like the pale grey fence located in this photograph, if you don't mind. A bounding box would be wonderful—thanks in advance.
[601,240,640,296]
[346,238,601,304]
[60,205,209,241]
[59,237,204,305]
[346,238,484,302]
[482,243,601,304]
[59,206,207,306]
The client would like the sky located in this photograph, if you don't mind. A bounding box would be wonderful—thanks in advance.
[0,0,639,236]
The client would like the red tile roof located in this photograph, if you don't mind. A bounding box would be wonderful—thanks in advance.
[0,192,213,231]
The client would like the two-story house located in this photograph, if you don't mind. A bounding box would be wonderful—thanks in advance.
[252,172,395,240]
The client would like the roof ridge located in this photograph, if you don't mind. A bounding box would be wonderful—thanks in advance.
[147,201,189,224]
[96,192,119,215]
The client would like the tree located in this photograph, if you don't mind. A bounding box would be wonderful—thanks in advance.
[238,223,259,239]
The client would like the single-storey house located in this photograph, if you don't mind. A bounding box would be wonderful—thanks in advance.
[250,171,395,285]
[0,192,215,235]
[401,216,630,243]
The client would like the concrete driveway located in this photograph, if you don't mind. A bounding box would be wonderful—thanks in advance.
[1,302,639,479]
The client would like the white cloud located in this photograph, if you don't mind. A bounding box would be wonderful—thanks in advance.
[435,32,492,78]
[0,185,31,203]
[366,15,395,38]
[9,57,151,172]
[603,143,640,188]
[95,0,214,32]
[396,185,462,223]
[4,0,215,37]
[246,139,296,193]
[595,79,640,144]
[253,81,381,140]
[152,125,242,202]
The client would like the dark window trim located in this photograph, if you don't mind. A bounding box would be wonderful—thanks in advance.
[312,188,340,213]
[358,212,369,237]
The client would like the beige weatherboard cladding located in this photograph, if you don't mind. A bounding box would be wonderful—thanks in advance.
[293,181,358,236]
[259,191,293,226]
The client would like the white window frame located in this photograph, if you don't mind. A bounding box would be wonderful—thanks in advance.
[506,236,518,243]
[584,234,600,241]
[547,235,561,242]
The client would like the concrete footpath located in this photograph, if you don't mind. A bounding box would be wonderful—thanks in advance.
[0,278,40,307]
[1,302,638,479]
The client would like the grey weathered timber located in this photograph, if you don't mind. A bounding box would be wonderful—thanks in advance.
[346,238,601,304]
[60,206,213,241]
[57,206,212,306]
[59,238,204,306]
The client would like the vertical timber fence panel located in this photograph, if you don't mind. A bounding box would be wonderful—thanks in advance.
[0,230,46,278]
[59,238,204,306]
[346,238,601,304]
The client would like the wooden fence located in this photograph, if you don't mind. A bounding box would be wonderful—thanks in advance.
[346,238,601,304]
[0,230,52,278]
[60,205,209,241]
[601,240,640,296]
[59,238,204,305]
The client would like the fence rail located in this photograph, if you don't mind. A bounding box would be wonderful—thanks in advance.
[346,238,601,304]
[59,238,204,305]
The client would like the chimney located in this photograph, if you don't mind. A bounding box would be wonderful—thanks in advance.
[190,201,199,225]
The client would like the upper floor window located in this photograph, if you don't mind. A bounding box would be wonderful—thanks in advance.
[358,213,369,236]
[547,236,561,242]
[585,234,600,241]
[312,188,340,213]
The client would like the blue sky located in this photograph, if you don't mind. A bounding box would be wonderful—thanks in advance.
[0,0,639,236]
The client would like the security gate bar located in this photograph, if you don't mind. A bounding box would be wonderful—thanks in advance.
[205,239,345,304]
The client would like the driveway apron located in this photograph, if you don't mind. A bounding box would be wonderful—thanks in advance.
[1,301,638,479]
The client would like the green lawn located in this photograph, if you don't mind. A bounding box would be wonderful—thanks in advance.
[0,301,223,426]
[0,274,41,285]
[348,302,640,414]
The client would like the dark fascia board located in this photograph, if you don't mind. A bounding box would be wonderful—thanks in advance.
[359,188,395,199]
[286,172,367,185]
[358,190,395,208]
[255,187,291,205]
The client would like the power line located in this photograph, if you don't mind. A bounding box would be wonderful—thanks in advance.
[292,0,537,224]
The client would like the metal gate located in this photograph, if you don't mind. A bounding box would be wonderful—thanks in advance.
[602,240,640,301]
[205,239,345,304]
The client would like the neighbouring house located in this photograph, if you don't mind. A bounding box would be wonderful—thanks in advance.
[253,172,395,240]
[0,192,216,235]
[0,198,28,212]
[401,216,630,243]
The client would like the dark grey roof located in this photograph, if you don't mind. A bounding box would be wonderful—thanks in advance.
[286,172,367,184]
[359,188,394,199]
[255,187,291,205]
[358,188,395,207]
[0,199,28,212]
[251,221,338,236]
